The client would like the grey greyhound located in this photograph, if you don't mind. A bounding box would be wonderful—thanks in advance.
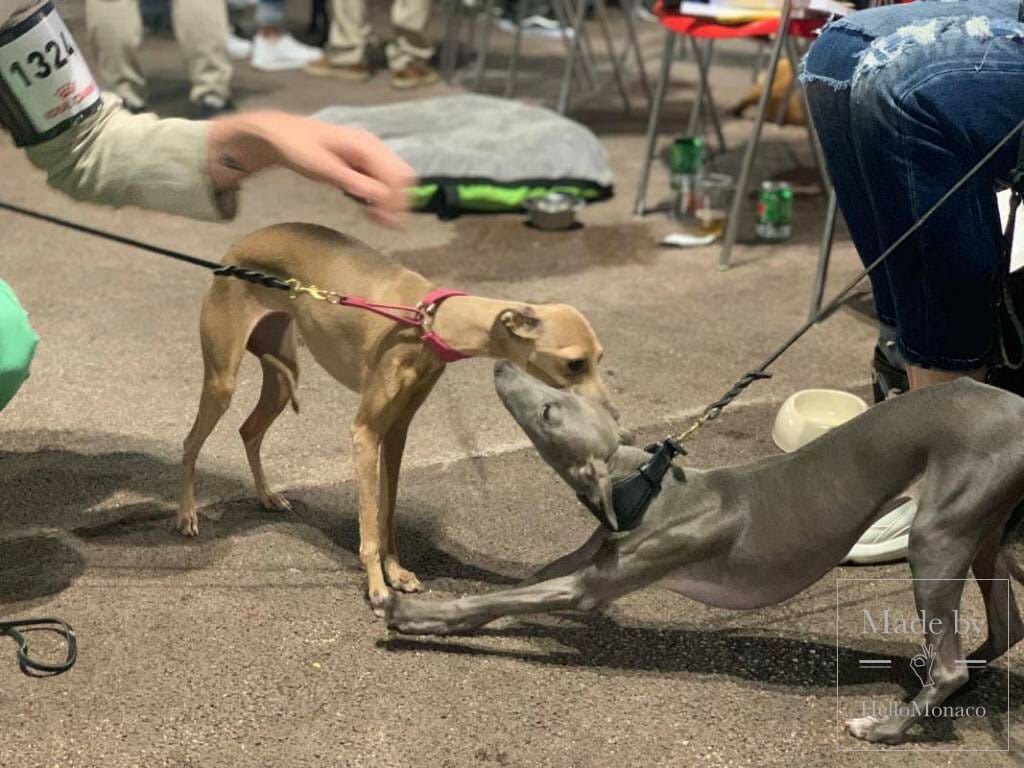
[387,362,1024,745]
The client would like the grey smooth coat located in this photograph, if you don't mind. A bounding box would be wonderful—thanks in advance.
[387,363,1024,745]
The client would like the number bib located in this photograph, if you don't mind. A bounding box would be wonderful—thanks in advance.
[0,2,101,146]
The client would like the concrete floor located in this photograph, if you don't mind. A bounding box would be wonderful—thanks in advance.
[2,2,1022,766]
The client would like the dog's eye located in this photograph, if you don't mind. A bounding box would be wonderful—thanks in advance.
[567,358,587,374]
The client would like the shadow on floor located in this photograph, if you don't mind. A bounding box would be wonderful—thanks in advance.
[0,430,523,607]
[382,610,1024,746]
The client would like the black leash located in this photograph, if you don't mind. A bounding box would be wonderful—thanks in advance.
[0,618,77,677]
[594,116,1024,533]
[0,200,294,292]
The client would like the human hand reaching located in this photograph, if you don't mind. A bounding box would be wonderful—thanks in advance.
[207,111,415,227]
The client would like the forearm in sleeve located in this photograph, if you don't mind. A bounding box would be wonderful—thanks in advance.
[24,94,237,221]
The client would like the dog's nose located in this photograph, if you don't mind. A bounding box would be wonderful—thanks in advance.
[494,360,510,378]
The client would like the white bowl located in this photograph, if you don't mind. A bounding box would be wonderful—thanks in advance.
[771,389,869,453]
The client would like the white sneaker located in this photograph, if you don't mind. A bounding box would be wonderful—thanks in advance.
[251,33,323,72]
[227,31,253,60]
[843,499,916,564]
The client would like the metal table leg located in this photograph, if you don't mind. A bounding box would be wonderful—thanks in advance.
[633,30,677,217]
[719,0,794,270]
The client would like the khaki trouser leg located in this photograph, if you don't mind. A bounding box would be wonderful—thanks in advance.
[386,0,434,70]
[171,0,233,106]
[327,0,372,66]
[85,0,146,109]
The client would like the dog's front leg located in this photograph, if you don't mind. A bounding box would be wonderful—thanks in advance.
[352,419,390,615]
[387,541,660,635]
[517,526,608,587]
[387,574,590,635]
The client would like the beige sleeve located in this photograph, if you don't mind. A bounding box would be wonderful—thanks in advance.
[23,94,237,221]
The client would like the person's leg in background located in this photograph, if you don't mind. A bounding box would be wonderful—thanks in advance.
[0,280,39,413]
[387,0,439,88]
[251,0,323,71]
[306,0,373,81]
[171,0,234,116]
[85,0,148,113]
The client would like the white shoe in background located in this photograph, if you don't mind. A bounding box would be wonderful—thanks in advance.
[251,33,323,72]
[843,499,916,564]
[227,31,253,60]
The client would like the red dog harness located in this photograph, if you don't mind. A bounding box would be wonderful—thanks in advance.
[285,281,472,363]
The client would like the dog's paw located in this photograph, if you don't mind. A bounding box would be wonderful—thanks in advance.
[386,563,422,593]
[845,716,880,741]
[368,586,392,618]
[259,492,292,513]
[846,715,907,744]
[175,515,199,537]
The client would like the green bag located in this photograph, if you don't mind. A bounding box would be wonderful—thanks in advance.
[0,279,39,411]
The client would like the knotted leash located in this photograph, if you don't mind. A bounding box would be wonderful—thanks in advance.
[592,116,1024,534]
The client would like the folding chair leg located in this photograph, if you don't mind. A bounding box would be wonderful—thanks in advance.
[622,0,652,104]
[719,0,793,269]
[634,30,677,217]
[686,37,705,137]
[594,0,632,114]
[441,0,460,81]
[558,0,590,113]
[699,40,726,154]
[809,188,838,320]
[473,0,497,90]
[504,0,528,96]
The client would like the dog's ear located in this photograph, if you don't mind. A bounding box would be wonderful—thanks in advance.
[499,307,544,340]
[573,457,617,531]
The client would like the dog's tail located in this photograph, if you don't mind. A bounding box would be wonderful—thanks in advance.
[261,354,300,414]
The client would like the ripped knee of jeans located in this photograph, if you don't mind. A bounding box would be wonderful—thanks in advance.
[852,15,1024,85]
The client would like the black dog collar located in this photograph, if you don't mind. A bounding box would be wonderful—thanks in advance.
[578,437,685,532]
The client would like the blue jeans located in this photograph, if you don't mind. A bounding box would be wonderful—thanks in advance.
[801,0,1024,370]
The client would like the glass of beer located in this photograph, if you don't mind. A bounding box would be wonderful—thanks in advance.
[694,173,732,238]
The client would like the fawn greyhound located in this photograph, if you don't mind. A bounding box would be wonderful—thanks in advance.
[387,362,1024,745]
[179,223,616,612]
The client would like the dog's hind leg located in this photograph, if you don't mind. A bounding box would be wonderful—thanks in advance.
[969,523,1024,663]
[847,521,976,744]
[379,367,443,594]
[179,284,264,536]
[239,313,299,513]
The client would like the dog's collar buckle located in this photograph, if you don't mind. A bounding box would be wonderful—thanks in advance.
[578,437,686,533]
[416,288,473,363]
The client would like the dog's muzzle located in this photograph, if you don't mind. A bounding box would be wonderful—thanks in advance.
[577,438,685,532]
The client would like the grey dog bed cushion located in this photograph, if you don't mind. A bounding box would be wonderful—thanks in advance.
[313,94,614,214]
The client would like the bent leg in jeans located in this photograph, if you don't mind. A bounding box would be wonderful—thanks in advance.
[801,0,1024,387]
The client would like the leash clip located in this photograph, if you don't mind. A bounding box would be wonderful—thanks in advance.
[285,278,335,303]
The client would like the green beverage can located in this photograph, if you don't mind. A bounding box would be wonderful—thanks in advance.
[755,181,793,241]
[670,136,704,179]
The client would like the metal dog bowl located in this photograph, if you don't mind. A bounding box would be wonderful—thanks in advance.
[523,193,584,231]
